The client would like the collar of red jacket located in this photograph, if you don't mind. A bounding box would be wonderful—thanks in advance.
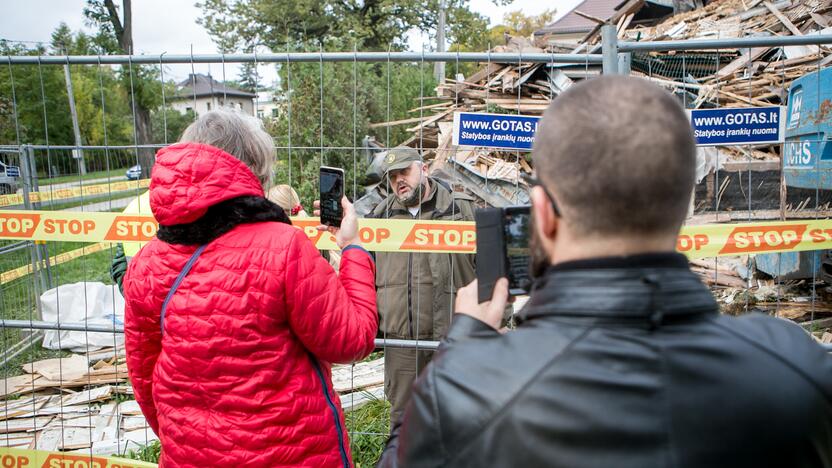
[150,142,265,226]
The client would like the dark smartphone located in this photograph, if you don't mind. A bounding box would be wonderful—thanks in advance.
[320,166,345,227]
[475,205,532,303]
[503,206,532,296]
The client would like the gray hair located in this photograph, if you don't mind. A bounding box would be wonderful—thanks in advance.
[179,109,275,188]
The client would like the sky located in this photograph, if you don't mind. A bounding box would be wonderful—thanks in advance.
[0,0,582,85]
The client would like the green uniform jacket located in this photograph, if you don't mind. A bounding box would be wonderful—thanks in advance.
[371,178,476,340]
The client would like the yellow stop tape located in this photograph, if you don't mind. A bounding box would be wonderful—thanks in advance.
[0,179,149,208]
[0,447,156,468]
[0,210,829,259]
[0,242,110,285]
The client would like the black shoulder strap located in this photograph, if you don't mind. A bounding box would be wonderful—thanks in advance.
[160,244,207,335]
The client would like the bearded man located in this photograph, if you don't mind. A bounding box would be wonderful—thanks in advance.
[370,146,476,426]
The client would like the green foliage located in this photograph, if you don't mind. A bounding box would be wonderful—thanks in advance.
[502,8,556,37]
[0,29,136,162]
[121,440,162,464]
[111,399,389,466]
[267,48,436,206]
[197,0,511,52]
[452,8,557,52]
[347,398,391,467]
[151,107,195,144]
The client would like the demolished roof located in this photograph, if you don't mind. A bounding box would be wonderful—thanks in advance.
[368,0,832,205]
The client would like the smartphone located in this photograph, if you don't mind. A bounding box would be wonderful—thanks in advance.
[475,205,532,303]
[320,166,345,227]
[503,206,532,296]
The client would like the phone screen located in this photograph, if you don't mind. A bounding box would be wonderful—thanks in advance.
[320,168,344,227]
[503,208,531,295]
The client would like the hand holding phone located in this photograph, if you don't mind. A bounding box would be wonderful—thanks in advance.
[475,206,531,303]
[314,196,360,249]
[319,166,345,227]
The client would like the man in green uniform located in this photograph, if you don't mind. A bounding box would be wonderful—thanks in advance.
[371,146,476,425]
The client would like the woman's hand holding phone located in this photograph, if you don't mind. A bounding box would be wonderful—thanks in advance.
[313,197,361,249]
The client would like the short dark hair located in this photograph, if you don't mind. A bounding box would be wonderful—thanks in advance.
[533,76,696,237]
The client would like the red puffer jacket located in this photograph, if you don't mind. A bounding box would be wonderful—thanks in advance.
[123,142,378,467]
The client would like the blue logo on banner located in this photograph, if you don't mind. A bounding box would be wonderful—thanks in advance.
[453,112,540,151]
[4,166,19,178]
[690,107,785,146]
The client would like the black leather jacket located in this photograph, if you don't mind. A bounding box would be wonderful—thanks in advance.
[378,254,832,468]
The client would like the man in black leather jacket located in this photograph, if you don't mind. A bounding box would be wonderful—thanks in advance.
[378,76,832,468]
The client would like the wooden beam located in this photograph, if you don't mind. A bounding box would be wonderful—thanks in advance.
[717,47,770,78]
[810,12,830,28]
[574,10,608,25]
[764,1,804,36]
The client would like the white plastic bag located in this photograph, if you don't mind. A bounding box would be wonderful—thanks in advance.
[40,282,125,352]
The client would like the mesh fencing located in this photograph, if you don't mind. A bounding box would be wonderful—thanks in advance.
[0,35,829,465]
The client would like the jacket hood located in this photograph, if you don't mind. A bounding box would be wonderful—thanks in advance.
[150,142,265,226]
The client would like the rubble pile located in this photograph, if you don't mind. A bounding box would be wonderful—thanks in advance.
[0,349,383,455]
[368,0,832,202]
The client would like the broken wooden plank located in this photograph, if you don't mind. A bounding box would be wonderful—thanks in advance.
[340,386,385,413]
[117,400,142,416]
[810,12,830,28]
[405,107,457,133]
[0,416,53,434]
[369,115,434,129]
[61,386,112,407]
[23,355,88,382]
[332,358,384,393]
[717,47,771,78]
[92,403,117,443]
[121,416,150,432]
[764,2,804,36]
[574,10,608,25]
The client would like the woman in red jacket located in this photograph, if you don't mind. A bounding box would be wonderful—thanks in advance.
[123,109,378,467]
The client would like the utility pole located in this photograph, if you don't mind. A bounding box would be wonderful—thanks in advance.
[62,50,87,175]
[434,0,446,84]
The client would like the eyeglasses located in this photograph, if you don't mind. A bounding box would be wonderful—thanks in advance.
[521,173,561,217]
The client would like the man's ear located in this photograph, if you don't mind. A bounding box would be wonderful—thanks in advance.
[532,186,558,239]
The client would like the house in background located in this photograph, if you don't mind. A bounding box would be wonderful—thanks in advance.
[533,0,692,46]
[256,91,281,120]
[170,73,256,116]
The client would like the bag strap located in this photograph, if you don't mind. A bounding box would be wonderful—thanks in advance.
[160,244,208,335]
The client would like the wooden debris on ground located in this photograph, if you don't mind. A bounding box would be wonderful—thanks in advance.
[0,347,389,455]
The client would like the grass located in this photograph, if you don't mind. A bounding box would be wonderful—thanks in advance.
[111,398,391,466]
[0,247,116,377]
[347,397,391,468]
[39,168,129,187]
[121,441,161,464]
[34,193,136,212]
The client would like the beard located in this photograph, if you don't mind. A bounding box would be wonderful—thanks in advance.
[529,216,550,280]
[396,180,426,207]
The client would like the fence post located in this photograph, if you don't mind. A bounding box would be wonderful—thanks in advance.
[618,52,632,75]
[19,145,46,320]
[602,24,620,75]
[28,145,52,291]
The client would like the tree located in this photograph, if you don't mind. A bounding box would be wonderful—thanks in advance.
[453,8,557,52]
[0,28,136,176]
[197,0,512,52]
[263,36,437,206]
[502,8,556,37]
[237,62,261,93]
[84,0,157,178]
